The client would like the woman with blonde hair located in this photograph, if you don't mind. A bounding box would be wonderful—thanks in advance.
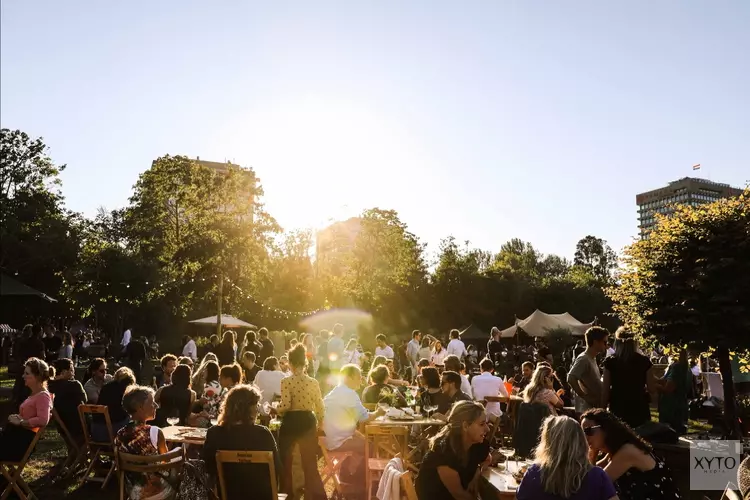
[522,365,564,415]
[517,416,618,500]
[191,352,218,397]
[416,400,491,500]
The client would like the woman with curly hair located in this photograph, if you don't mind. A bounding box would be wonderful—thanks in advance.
[517,415,618,500]
[201,385,280,499]
[581,408,680,500]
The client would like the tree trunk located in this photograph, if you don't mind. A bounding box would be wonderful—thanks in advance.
[717,342,742,439]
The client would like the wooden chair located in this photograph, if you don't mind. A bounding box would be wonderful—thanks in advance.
[486,413,501,447]
[78,404,117,488]
[365,425,409,500]
[0,426,46,500]
[52,408,83,478]
[215,450,286,500]
[318,436,358,498]
[400,471,418,500]
[115,447,184,500]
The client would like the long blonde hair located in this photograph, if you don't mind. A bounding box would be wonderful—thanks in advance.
[428,400,485,465]
[534,416,592,497]
[522,365,552,404]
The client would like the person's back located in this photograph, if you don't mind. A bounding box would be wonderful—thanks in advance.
[517,464,616,500]
[48,378,87,439]
[158,384,193,425]
[604,353,652,428]
[259,338,274,365]
[217,342,236,366]
[97,379,130,424]
[203,423,279,500]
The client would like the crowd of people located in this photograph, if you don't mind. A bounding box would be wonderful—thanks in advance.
[0,319,728,500]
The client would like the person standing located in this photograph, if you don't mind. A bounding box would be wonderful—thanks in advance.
[568,327,609,413]
[181,333,198,362]
[216,331,237,367]
[487,327,504,363]
[120,326,132,354]
[125,336,148,384]
[374,334,394,359]
[446,329,467,359]
[327,324,346,372]
[406,330,421,374]
[258,328,275,366]
[471,358,509,418]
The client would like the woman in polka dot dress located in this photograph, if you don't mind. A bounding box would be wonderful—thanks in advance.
[581,409,681,500]
[276,343,326,500]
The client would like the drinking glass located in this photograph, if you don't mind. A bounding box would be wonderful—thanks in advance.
[166,417,179,427]
[424,405,438,418]
[498,447,516,470]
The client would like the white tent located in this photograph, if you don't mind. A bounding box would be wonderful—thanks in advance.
[188,314,256,329]
[500,310,594,338]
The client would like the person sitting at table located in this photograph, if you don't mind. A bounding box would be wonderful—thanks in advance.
[277,343,327,500]
[435,371,472,417]
[517,416,618,500]
[522,365,564,416]
[420,367,452,416]
[471,357,509,418]
[49,358,87,444]
[416,401,491,500]
[362,365,407,407]
[513,361,534,393]
[155,354,177,388]
[93,366,136,441]
[444,355,472,398]
[581,409,680,500]
[323,364,384,479]
[83,358,113,403]
[155,364,197,427]
[0,358,54,466]
[202,384,280,499]
[384,358,410,387]
[254,356,287,410]
[115,385,174,500]
[191,352,218,397]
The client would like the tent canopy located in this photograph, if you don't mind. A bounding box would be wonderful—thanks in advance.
[188,314,256,329]
[500,310,594,338]
[458,324,488,341]
[0,273,57,302]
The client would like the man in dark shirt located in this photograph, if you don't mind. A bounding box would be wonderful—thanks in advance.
[257,328,274,366]
[125,337,148,384]
[241,351,261,383]
[438,371,471,415]
[513,361,534,392]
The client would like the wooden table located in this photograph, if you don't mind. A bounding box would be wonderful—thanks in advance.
[162,425,207,446]
[480,460,530,499]
[369,416,445,426]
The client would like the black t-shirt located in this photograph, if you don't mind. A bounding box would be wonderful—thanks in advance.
[243,364,261,384]
[421,390,452,415]
[44,336,63,356]
[417,436,490,500]
[217,343,236,367]
[258,338,274,365]
[487,339,503,361]
[48,378,87,437]
[96,380,131,424]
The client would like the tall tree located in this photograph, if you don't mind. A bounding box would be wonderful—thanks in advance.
[574,235,618,281]
[607,191,750,437]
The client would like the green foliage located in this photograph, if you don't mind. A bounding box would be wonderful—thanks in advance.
[544,326,577,359]
[574,235,618,283]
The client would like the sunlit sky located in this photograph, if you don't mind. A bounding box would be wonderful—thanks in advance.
[2,2,748,261]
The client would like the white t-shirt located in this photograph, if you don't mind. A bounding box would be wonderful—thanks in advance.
[343,349,362,366]
[447,338,467,358]
[375,345,395,359]
[254,370,288,405]
[322,384,369,450]
[121,329,131,347]
[418,346,431,362]
[182,339,198,361]
[431,349,448,366]
[471,372,509,417]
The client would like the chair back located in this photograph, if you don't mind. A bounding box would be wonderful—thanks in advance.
[486,413,500,445]
[513,402,551,458]
[400,471,418,500]
[365,425,409,460]
[1,426,46,466]
[116,447,184,474]
[52,408,79,451]
[215,450,277,500]
[79,404,115,446]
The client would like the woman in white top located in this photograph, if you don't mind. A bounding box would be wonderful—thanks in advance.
[58,332,74,360]
[431,340,448,367]
[342,339,362,367]
[418,337,432,363]
[254,357,288,410]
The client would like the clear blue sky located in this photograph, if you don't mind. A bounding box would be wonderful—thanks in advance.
[2,2,748,261]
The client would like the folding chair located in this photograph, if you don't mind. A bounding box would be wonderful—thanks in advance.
[318,436,358,498]
[78,404,117,488]
[51,408,83,478]
[486,413,501,447]
[0,426,46,500]
[115,447,184,500]
[719,482,741,500]
[215,450,286,500]
[399,471,418,500]
[365,425,409,500]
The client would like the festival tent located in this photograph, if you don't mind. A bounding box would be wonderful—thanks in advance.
[0,273,57,302]
[188,314,256,329]
[499,309,594,338]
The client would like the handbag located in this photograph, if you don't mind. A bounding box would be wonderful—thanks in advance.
[178,459,219,500]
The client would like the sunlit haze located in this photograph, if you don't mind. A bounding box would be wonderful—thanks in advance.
[1,2,748,259]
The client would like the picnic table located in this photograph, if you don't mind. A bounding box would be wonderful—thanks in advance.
[369,415,445,426]
[162,425,207,446]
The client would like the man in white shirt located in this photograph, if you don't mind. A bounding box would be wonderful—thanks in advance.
[406,330,421,373]
[471,357,509,417]
[327,323,346,372]
[254,356,289,409]
[446,329,467,358]
[120,327,132,353]
[322,364,384,474]
[182,333,198,361]
[444,355,472,398]
[374,334,394,359]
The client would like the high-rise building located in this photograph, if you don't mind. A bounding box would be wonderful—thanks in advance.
[195,157,257,220]
[636,177,743,237]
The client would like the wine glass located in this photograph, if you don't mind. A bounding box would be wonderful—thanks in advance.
[424,404,438,418]
[210,417,218,427]
[498,446,516,471]
[378,401,391,415]
[166,417,179,427]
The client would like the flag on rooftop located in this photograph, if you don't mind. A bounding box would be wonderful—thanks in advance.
[693,164,701,170]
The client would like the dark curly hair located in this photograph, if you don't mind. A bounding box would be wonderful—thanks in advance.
[288,343,307,369]
[580,408,652,454]
[219,384,260,426]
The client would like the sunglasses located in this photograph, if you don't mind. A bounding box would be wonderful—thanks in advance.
[583,425,601,436]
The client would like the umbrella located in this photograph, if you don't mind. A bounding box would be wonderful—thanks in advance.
[0,273,57,302]
[188,314,256,329]
[299,308,373,334]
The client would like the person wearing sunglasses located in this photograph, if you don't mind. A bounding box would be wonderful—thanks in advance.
[581,409,681,500]
[83,358,113,404]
